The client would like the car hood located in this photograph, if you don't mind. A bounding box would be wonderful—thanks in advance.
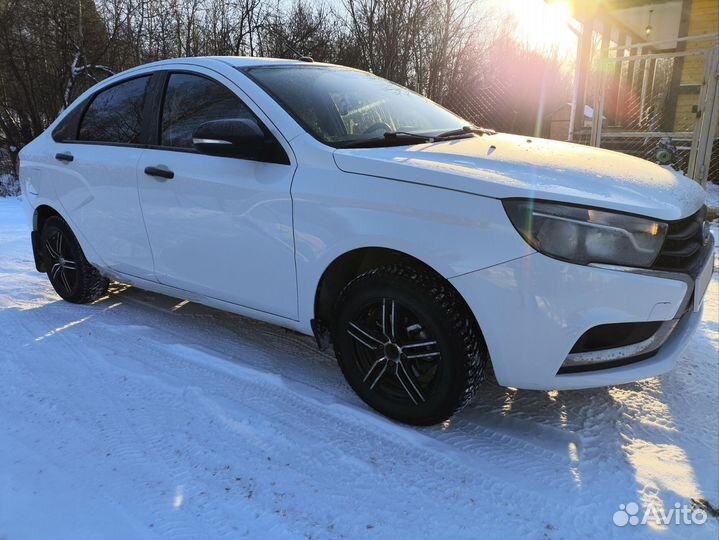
[333,133,705,221]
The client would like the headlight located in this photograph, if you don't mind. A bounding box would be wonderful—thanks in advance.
[503,199,667,267]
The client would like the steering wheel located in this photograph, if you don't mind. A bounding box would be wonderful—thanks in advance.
[363,122,392,135]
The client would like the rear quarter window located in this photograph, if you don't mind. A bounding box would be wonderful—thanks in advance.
[52,102,87,142]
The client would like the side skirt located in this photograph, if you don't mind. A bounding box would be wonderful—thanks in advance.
[102,269,312,337]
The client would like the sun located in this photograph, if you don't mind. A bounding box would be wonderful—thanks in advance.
[505,0,577,58]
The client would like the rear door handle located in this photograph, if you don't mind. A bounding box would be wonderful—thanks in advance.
[55,152,74,162]
[144,166,174,180]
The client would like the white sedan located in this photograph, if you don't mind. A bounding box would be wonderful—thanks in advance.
[18,57,713,425]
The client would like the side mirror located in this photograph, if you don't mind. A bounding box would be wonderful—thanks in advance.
[192,118,266,159]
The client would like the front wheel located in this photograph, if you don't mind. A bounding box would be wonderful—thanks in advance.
[332,265,487,425]
[40,216,109,304]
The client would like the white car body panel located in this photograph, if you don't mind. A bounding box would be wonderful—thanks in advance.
[137,147,298,318]
[334,133,706,221]
[100,268,306,333]
[18,56,711,393]
[450,253,691,389]
[20,178,106,273]
[55,145,156,279]
[135,64,298,319]
[288,133,535,327]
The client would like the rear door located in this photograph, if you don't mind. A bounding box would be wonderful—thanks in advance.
[137,68,298,319]
[51,74,156,280]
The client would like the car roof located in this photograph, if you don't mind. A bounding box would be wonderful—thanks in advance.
[58,56,350,119]
[216,56,335,68]
[132,56,339,70]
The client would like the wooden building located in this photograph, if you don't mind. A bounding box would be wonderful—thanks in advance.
[553,0,719,183]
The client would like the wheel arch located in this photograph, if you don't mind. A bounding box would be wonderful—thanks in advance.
[33,204,62,233]
[312,247,484,346]
[30,203,104,275]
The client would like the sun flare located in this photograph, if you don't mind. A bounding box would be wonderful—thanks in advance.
[505,0,577,57]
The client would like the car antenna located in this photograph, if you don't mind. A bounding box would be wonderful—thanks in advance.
[281,39,314,63]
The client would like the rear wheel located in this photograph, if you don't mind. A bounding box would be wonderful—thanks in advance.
[40,216,109,304]
[332,265,487,425]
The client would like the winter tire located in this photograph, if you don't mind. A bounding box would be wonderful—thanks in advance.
[40,216,109,304]
[333,264,487,425]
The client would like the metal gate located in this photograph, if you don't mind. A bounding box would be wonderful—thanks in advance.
[587,35,719,186]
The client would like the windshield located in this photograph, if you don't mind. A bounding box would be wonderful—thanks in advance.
[242,65,469,147]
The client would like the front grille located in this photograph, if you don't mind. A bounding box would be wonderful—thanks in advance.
[652,205,708,275]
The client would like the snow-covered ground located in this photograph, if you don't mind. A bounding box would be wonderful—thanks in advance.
[0,196,717,540]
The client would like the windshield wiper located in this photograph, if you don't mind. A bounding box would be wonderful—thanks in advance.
[337,131,433,149]
[435,125,495,139]
[337,126,495,149]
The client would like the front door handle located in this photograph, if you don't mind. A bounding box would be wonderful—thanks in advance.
[55,152,74,162]
[144,166,174,180]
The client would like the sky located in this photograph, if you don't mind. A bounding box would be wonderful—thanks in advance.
[317,0,581,61]
[498,0,579,59]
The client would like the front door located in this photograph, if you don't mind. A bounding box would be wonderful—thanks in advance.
[137,70,298,319]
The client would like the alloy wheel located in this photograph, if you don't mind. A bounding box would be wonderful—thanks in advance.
[346,297,442,405]
[45,230,79,297]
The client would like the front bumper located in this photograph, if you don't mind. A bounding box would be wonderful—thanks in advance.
[450,237,713,390]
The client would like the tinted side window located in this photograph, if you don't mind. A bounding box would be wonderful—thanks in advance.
[52,99,88,142]
[79,76,150,144]
[161,73,255,149]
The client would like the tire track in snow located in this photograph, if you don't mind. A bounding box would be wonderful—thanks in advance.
[2,197,717,540]
[85,321,593,539]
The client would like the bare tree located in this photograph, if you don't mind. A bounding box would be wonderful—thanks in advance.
[0,0,110,169]
[260,1,338,60]
[0,0,573,186]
